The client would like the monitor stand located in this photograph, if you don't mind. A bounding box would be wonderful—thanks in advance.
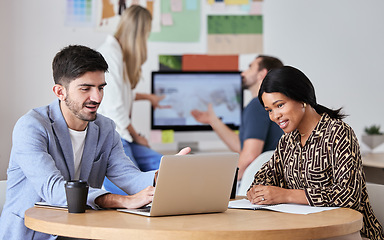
[178,141,199,153]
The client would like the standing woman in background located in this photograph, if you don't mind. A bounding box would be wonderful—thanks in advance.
[98,5,164,195]
[247,66,383,240]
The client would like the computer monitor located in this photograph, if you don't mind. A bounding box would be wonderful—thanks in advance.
[151,71,243,150]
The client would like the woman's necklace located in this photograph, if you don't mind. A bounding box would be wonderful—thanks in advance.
[300,130,310,137]
[300,132,307,137]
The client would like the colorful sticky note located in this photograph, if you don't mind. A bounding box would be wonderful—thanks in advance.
[250,1,262,15]
[224,0,248,4]
[211,2,226,11]
[162,130,175,143]
[185,0,197,10]
[171,0,182,12]
[241,4,250,12]
[150,130,162,143]
[161,13,173,26]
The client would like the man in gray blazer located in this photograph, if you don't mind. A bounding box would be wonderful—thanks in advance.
[0,45,189,240]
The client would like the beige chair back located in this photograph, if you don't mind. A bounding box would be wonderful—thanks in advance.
[0,180,7,215]
[366,182,384,226]
[237,150,274,196]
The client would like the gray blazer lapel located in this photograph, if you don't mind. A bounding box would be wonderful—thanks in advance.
[49,100,74,180]
[80,121,99,181]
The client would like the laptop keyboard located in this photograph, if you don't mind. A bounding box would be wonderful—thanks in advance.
[136,206,151,213]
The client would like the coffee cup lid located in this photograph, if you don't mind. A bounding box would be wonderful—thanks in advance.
[65,180,88,187]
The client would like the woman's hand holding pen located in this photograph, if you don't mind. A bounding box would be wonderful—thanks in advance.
[247,184,309,205]
[247,184,285,205]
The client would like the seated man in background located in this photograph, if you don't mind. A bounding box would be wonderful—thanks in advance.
[0,45,189,240]
[191,55,284,180]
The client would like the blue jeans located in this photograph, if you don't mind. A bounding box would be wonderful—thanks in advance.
[103,138,162,195]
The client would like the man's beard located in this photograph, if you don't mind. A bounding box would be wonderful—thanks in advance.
[64,96,98,122]
[242,80,250,90]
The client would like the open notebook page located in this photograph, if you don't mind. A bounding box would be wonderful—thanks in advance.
[228,199,339,214]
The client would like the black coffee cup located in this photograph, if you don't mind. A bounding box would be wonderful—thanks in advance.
[65,180,89,213]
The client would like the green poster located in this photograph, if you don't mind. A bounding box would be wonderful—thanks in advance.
[207,15,263,34]
[149,0,200,42]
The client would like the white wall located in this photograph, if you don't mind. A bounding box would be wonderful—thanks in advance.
[262,0,384,153]
[1,0,384,180]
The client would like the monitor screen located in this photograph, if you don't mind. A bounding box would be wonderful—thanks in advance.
[151,71,243,131]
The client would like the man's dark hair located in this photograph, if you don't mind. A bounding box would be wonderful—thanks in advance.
[52,45,108,86]
[257,55,283,71]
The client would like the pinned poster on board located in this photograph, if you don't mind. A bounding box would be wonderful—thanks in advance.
[207,0,262,17]
[149,0,200,42]
[158,54,238,71]
[207,15,263,55]
[65,0,98,27]
[96,0,161,33]
[182,55,238,71]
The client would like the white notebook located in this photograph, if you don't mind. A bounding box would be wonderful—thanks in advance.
[228,199,339,215]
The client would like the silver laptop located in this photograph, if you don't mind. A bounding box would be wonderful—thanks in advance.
[118,152,238,217]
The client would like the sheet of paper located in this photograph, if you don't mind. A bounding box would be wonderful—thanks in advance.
[250,1,262,15]
[171,0,182,12]
[229,199,339,214]
[150,130,162,143]
[35,202,68,211]
[228,199,267,209]
[207,34,263,55]
[161,13,174,26]
[264,203,339,215]
[224,0,248,5]
[185,0,197,10]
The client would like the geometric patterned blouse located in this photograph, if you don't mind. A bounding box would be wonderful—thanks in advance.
[250,113,383,240]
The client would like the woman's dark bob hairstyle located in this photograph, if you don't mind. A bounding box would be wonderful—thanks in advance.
[258,66,345,119]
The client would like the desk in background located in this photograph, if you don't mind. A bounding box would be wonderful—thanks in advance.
[25,206,362,240]
[362,153,384,185]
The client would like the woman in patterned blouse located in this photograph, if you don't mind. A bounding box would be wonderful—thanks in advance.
[247,66,383,240]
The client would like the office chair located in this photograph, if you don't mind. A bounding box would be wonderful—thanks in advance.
[366,182,384,226]
[237,150,274,196]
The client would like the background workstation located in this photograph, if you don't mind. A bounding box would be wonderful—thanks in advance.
[1,0,384,181]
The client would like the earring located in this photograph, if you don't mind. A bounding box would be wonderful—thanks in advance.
[303,103,307,108]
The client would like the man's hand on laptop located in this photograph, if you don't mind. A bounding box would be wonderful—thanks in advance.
[95,186,155,209]
[97,148,192,209]
[121,186,155,209]
[176,147,191,155]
